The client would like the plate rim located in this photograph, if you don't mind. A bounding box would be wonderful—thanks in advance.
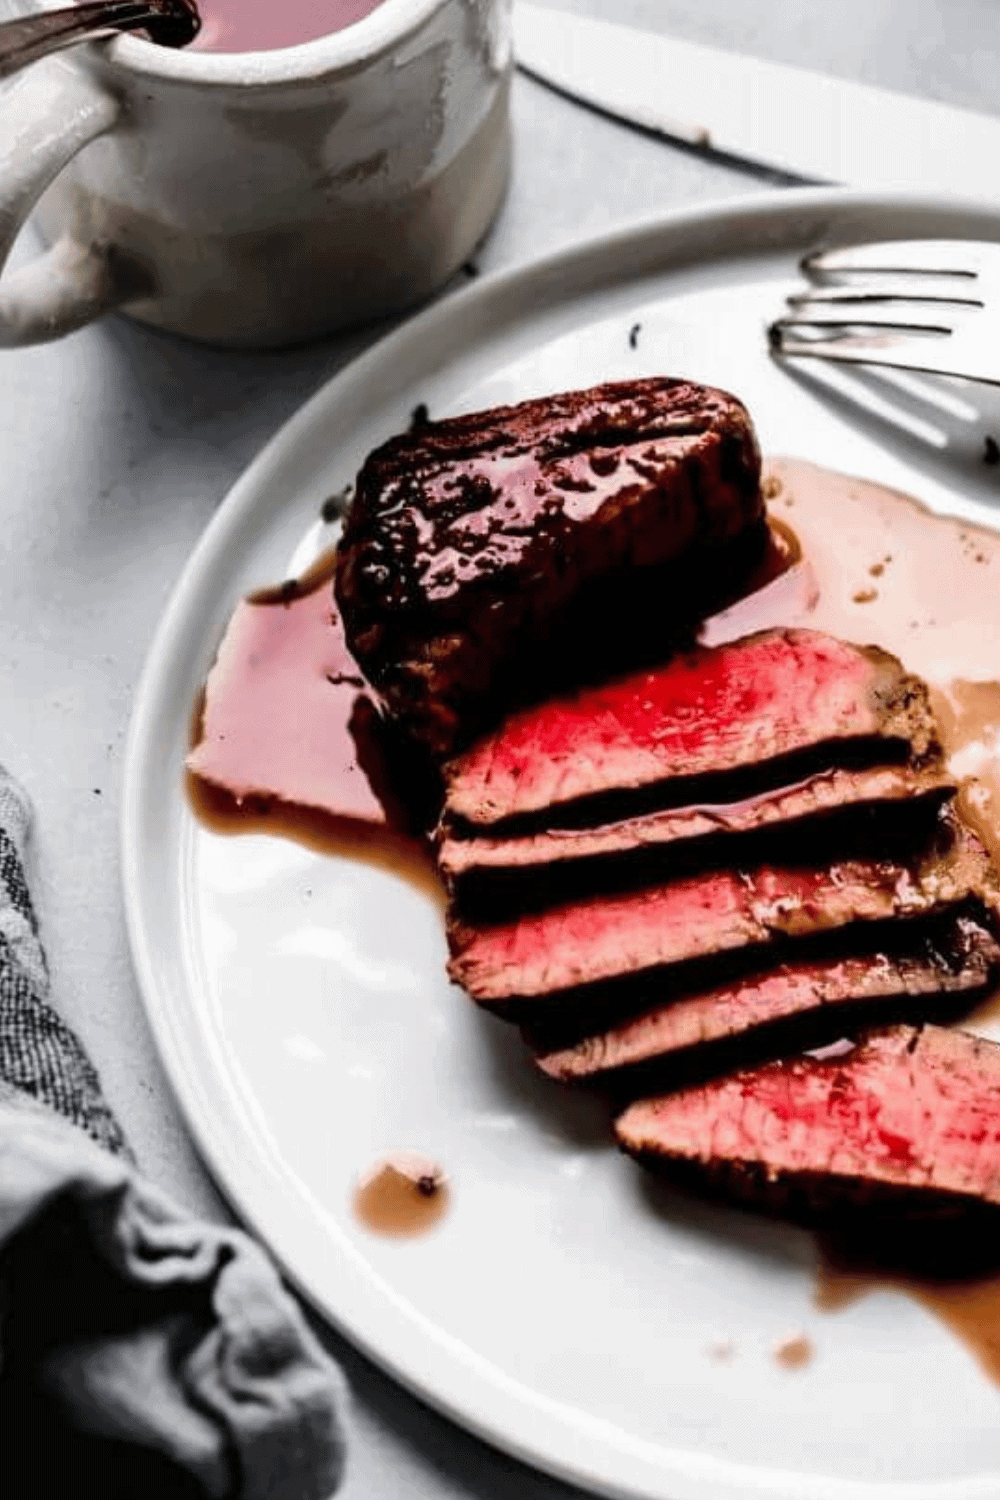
[122,185,1000,1500]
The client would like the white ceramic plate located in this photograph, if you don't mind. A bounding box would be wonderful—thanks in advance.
[124,189,1000,1500]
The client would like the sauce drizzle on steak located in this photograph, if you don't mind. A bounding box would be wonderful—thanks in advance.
[335,378,765,756]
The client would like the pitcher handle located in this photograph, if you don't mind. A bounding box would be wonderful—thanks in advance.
[0,55,140,347]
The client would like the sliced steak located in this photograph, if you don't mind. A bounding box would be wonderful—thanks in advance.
[440,761,953,918]
[443,628,940,829]
[335,378,764,756]
[534,915,1000,1089]
[446,809,1000,1020]
[615,1023,1000,1222]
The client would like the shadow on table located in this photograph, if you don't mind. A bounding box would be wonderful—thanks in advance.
[772,354,1000,519]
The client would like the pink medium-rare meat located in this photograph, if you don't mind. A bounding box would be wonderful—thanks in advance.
[438,761,952,911]
[446,809,1000,1010]
[443,629,940,829]
[534,915,1000,1084]
[615,1024,1000,1220]
[334,378,764,756]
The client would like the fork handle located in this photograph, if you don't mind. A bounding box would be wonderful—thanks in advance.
[0,0,199,78]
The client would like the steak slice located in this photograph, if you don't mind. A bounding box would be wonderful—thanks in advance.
[446,809,1000,1018]
[439,761,953,917]
[335,378,764,756]
[443,628,940,829]
[534,915,1000,1089]
[615,1023,1000,1222]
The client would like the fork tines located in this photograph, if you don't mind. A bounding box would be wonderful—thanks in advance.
[768,240,1000,385]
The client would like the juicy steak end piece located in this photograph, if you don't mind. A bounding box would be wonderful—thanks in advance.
[334,378,764,756]
[615,1023,1000,1222]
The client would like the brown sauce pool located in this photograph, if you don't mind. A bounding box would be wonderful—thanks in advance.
[352,1155,450,1237]
[185,548,440,897]
[772,1333,814,1371]
[186,456,1000,1343]
[816,1222,1000,1387]
[817,1265,1000,1387]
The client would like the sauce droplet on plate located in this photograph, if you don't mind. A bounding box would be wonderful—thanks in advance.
[772,1333,814,1371]
[353,1154,450,1237]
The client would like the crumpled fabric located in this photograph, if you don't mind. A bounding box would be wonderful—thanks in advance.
[0,766,348,1498]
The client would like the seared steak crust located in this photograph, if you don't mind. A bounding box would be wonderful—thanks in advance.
[334,378,764,755]
[615,1023,1000,1222]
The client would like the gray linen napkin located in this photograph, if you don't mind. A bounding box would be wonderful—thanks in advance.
[0,766,348,1498]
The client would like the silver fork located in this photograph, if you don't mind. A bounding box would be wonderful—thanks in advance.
[768,240,1000,386]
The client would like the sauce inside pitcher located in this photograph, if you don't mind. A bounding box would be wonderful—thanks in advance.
[186,0,388,51]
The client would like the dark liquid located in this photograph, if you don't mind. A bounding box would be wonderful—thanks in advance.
[352,1155,450,1237]
[186,0,388,52]
[772,1333,813,1371]
[817,1221,1000,1387]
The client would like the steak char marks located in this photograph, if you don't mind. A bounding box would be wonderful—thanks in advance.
[335,378,765,757]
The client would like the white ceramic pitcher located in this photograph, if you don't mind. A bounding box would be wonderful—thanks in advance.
[0,0,511,347]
